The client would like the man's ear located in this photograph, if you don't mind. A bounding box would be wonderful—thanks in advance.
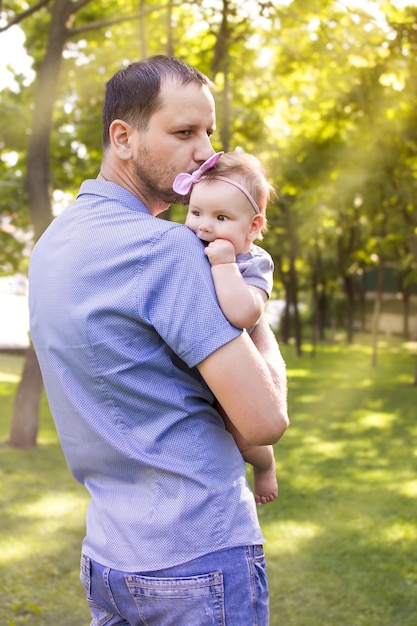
[108,119,133,160]
[248,214,265,241]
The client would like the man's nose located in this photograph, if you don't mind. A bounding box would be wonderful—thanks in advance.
[194,134,215,165]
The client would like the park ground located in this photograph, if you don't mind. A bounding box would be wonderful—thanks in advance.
[0,335,416,625]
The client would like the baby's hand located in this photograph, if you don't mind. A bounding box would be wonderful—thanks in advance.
[205,239,236,265]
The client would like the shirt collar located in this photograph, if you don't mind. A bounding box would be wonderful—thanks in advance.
[78,179,151,215]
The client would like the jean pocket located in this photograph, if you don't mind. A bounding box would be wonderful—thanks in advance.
[80,554,91,595]
[248,547,269,626]
[253,544,266,563]
[80,554,115,626]
[125,570,225,626]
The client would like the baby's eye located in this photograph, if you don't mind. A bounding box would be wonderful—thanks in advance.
[217,215,228,222]
[190,209,201,217]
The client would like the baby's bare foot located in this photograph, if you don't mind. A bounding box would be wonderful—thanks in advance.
[253,460,278,505]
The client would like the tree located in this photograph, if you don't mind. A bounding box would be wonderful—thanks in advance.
[3,0,92,446]
[3,0,170,446]
[2,0,417,445]
[3,0,277,445]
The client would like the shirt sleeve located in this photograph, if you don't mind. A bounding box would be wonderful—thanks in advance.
[135,223,242,368]
[237,247,274,298]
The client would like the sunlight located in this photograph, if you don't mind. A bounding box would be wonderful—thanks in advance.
[0,536,36,563]
[264,521,322,554]
[21,492,86,520]
[52,189,74,216]
[392,0,417,6]
[298,393,325,404]
[0,24,34,91]
[313,439,346,458]
[358,412,396,429]
[395,479,417,498]
[379,73,405,91]
[0,372,21,383]
[381,521,417,543]
[0,491,87,565]
[0,291,29,350]
[1,151,18,166]
[286,368,311,378]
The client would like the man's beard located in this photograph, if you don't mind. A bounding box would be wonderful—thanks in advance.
[133,155,190,206]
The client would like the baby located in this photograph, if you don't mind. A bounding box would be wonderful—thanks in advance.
[173,151,278,504]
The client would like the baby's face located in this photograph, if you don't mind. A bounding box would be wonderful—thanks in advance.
[185,179,261,255]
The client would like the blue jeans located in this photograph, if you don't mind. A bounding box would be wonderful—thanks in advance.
[80,545,269,625]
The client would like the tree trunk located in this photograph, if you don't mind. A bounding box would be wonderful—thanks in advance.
[311,282,318,356]
[9,0,77,447]
[317,287,327,341]
[402,289,410,340]
[310,250,319,352]
[343,274,355,344]
[371,262,384,368]
[289,254,302,356]
[280,290,291,344]
[358,272,366,332]
[8,345,43,448]
[281,199,302,355]
[276,244,302,354]
[401,205,417,265]
[272,252,290,344]
[310,246,327,344]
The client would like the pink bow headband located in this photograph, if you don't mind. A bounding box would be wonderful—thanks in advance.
[172,152,260,214]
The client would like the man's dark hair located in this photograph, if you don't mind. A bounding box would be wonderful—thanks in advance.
[102,55,212,147]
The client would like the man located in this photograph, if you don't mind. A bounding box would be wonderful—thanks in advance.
[29,55,288,625]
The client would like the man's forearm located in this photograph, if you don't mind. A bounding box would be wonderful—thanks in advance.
[250,314,288,416]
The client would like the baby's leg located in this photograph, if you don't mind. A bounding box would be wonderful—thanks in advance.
[253,456,278,505]
[218,402,278,504]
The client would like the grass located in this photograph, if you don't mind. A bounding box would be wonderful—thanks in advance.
[0,353,90,626]
[258,337,417,626]
[0,336,416,625]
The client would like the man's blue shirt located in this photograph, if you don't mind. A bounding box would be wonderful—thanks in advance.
[29,180,264,571]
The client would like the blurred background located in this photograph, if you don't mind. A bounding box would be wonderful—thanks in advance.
[1,0,416,444]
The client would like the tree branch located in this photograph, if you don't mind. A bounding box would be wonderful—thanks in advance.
[0,0,51,33]
[71,0,94,11]
[68,3,168,36]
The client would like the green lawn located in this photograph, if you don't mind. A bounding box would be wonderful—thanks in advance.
[1,337,416,625]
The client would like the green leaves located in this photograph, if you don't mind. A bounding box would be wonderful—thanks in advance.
[1,0,416,323]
